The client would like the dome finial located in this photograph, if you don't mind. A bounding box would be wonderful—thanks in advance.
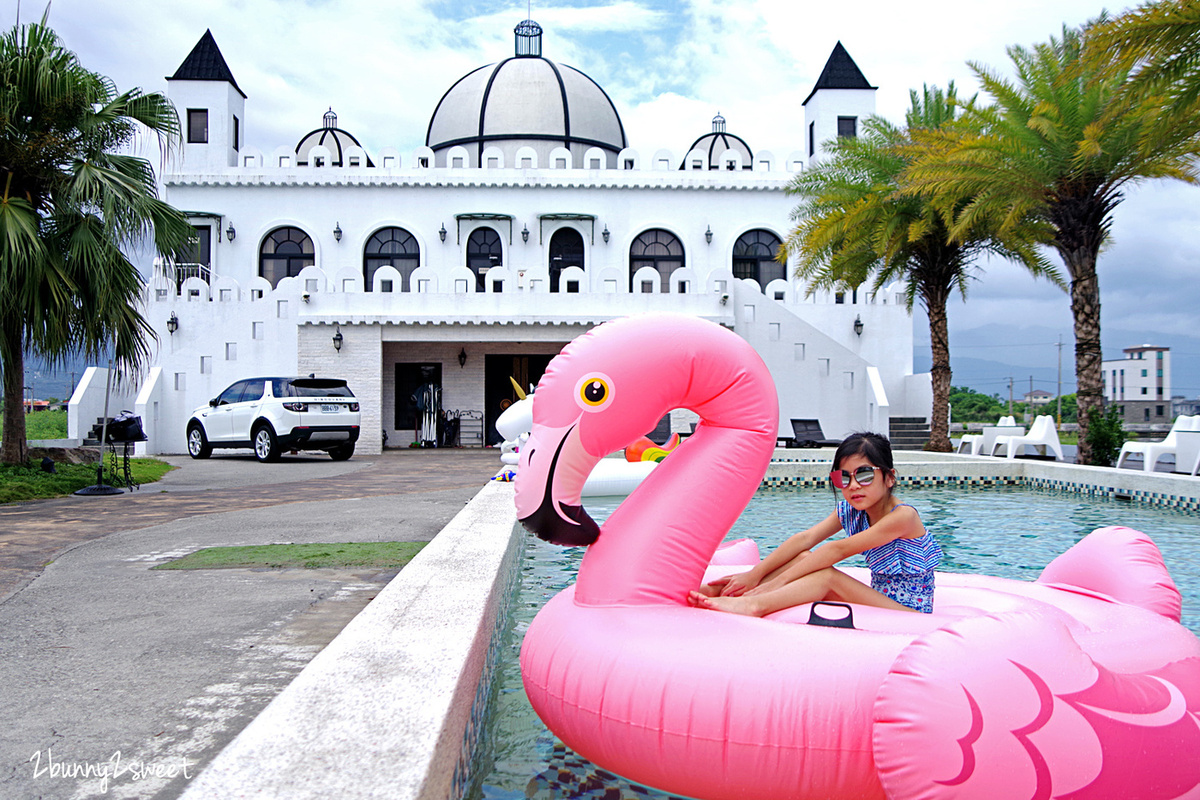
[515,19,543,57]
[712,112,726,133]
[323,107,337,129]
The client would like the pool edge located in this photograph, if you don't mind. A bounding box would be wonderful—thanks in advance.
[178,479,521,800]
[765,451,1200,511]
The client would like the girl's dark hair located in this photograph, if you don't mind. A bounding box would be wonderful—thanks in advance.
[831,432,896,496]
[833,432,894,471]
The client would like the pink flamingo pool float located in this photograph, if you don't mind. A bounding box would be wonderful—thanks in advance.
[515,314,1200,800]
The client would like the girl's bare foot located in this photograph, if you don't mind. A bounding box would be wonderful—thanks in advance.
[687,590,766,617]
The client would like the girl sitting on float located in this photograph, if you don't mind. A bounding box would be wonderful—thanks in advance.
[689,432,942,616]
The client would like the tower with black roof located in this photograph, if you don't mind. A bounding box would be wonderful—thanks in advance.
[166,29,246,171]
[801,42,876,165]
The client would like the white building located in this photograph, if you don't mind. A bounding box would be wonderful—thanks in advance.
[69,22,931,455]
[1103,344,1172,425]
[1023,389,1054,407]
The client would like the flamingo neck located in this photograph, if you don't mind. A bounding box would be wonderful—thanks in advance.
[573,423,775,606]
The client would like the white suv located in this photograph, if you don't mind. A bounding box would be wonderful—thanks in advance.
[186,377,361,462]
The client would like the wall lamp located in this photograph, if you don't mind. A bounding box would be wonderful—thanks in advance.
[166,312,179,334]
[332,324,343,352]
[521,224,529,243]
[439,224,447,243]
[602,224,610,244]
[458,347,468,368]
[225,222,236,242]
[333,222,342,242]
[705,225,713,244]
[854,315,864,336]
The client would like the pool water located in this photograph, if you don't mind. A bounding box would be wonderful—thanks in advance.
[468,485,1200,800]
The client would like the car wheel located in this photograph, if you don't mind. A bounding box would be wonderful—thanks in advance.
[187,424,212,459]
[253,425,281,462]
[329,444,355,461]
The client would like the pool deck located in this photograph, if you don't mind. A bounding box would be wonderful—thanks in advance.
[175,450,1200,799]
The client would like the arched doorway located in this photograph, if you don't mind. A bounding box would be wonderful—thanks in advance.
[629,229,684,293]
[732,229,784,285]
[548,228,584,292]
[466,227,502,291]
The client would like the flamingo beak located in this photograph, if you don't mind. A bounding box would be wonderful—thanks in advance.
[515,423,601,546]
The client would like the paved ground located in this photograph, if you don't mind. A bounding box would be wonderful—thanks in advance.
[0,448,500,800]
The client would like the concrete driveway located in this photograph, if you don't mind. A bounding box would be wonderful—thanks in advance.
[0,449,500,799]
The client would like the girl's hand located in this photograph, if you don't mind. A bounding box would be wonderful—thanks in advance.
[714,571,760,597]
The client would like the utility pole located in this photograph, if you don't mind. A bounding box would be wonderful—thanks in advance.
[1056,335,1063,427]
[1007,376,1014,416]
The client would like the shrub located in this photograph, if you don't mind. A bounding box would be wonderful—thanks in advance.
[1085,405,1126,466]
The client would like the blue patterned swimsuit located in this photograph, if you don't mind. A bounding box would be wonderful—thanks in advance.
[836,500,941,613]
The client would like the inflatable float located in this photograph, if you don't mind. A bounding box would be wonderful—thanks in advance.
[515,314,1200,800]
[494,384,665,497]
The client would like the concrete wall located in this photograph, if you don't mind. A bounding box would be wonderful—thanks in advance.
[299,322,382,454]
[67,367,142,444]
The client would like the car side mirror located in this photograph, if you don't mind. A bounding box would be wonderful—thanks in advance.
[209,398,219,407]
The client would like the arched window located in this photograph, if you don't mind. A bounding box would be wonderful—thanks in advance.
[466,227,502,291]
[733,229,783,285]
[364,227,420,291]
[259,227,315,288]
[629,229,684,292]
[548,228,584,292]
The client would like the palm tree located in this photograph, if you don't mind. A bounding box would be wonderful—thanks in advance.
[0,16,193,464]
[781,85,1056,452]
[904,23,1200,463]
[1089,0,1200,106]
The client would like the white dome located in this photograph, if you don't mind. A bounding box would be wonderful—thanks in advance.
[425,20,627,168]
[681,113,753,170]
[295,109,373,167]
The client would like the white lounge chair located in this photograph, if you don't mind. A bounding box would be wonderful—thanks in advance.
[1173,428,1200,476]
[991,415,1064,460]
[1115,415,1198,472]
[957,418,1024,456]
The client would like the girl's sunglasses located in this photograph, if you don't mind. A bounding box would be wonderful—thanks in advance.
[830,466,882,489]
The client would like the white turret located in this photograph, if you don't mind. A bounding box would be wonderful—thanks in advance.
[802,42,877,166]
[166,29,246,172]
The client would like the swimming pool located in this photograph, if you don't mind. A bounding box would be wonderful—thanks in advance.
[467,484,1200,800]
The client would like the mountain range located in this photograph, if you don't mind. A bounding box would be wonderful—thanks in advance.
[915,323,1200,403]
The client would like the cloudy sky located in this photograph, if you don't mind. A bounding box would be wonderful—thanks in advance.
[23,0,1200,397]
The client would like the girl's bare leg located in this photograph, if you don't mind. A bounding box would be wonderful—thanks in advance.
[689,568,914,616]
[699,550,814,597]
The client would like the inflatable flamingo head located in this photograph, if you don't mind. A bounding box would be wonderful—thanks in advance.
[515,314,777,547]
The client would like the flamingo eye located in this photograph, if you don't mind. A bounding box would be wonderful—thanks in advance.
[575,373,614,412]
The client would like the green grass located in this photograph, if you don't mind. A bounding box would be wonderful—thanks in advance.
[0,409,68,439]
[152,541,426,571]
[0,458,175,504]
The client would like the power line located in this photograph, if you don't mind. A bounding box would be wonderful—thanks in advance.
[915,341,1061,349]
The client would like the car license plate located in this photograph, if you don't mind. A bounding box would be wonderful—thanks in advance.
[321,404,341,413]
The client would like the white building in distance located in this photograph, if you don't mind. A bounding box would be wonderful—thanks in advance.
[70,21,931,455]
[1103,344,1172,426]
